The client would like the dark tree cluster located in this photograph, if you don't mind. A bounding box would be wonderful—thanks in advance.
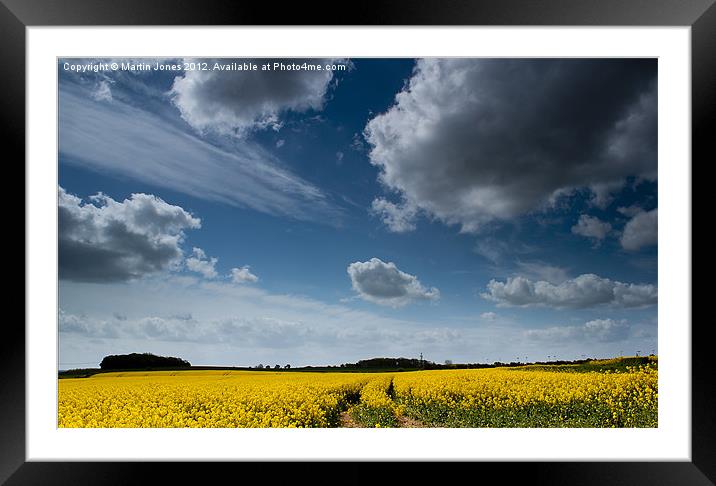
[99,353,190,370]
[344,357,432,369]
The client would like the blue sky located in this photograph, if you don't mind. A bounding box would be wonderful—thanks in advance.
[58,58,658,368]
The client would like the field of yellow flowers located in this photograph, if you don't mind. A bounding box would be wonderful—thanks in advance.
[392,362,657,427]
[58,371,368,428]
[58,359,657,428]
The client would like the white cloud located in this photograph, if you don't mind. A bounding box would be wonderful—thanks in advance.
[617,205,643,217]
[571,214,612,243]
[275,139,285,148]
[60,307,464,354]
[370,198,419,233]
[480,312,497,321]
[59,187,200,282]
[364,59,657,233]
[621,208,657,251]
[525,319,630,343]
[170,58,343,136]
[138,315,313,347]
[231,266,259,284]
[572,215,612,239]
[347,258,440,307]
[59,310,309,347]
[91,80,113,102]
[474,238,511,264]
[514,261,569,285]
[351,132,367,152]
[58,273,459,359]
[474,238,537,266]
[482,273,657,309]
[185,247,218,279]
[59,276,656,367]
[59,309,119,338]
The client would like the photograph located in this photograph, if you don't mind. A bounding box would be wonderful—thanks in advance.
[8,0,709,478]
[57,56,659,429]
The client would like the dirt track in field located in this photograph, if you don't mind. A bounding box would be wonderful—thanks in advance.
[338,411,425,428]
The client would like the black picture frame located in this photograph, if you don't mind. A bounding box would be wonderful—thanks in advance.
[6,0,711,484]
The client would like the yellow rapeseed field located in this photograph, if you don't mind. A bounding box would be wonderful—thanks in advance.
[59,371,369,428]
[58,362,657,428]
[392,364,657,427]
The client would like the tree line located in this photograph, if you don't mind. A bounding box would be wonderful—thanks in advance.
[92,353,649,373]
[99,353,191,370]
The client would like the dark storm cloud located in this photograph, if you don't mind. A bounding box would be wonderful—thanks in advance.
[365,59,657,232]
[59,187,201,282]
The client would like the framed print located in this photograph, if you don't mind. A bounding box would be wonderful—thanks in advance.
[8,0,713,484]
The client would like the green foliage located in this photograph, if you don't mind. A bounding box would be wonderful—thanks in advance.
[99,352,191,370]
[397,399,657,428]
[350,404,398,428]
[517,356,657,374]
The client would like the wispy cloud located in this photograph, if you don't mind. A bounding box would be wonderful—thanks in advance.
[525,319,630,343]
[59,85,342,224]
[59,275,461,366]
